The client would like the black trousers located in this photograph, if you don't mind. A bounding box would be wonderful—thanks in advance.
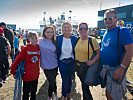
[0,57,9,80]
[23,79,38,100]
[15,48,18,53]
[10,48,14,59]
[43,67,58,97]
[76,62,93,100]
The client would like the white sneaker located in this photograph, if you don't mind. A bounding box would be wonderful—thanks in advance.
[52,93,57,100]
[3,77,8,83]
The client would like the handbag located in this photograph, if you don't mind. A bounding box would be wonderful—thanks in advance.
[84,52,100,85]
[74,60,88,77]
[84,37,100,85]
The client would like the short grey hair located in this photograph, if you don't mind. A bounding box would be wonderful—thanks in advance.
[104,9,117,17]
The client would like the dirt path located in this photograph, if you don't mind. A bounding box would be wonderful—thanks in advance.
[0,68,133,100]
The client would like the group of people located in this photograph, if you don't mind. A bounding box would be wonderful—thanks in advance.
[0,22,31,89]
[15,29,30,53]
[0,8,133,100]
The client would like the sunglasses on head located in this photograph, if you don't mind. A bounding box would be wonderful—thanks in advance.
[79,27,88,31]
[104,17,116,21]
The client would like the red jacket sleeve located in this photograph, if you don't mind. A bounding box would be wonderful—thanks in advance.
[10,47,26,75]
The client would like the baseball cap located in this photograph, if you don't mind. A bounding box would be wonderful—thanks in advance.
[0,27,4,34]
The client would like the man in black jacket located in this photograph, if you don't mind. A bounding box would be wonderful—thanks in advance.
[0,22,14,59]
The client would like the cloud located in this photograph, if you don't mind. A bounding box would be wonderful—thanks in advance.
[0,0,133,29]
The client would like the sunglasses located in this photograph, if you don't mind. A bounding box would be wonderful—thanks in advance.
[79,27,88,31]
[104,17,116,21]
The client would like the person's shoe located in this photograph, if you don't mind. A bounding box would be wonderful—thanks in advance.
[52,93,57,100]
[62,96,67,100]
[67,94,73,100]
[0,78,3,88]
[48,97,52,100]
[3,77,8,83]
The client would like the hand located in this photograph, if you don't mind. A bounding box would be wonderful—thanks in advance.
[86,60,94,66]
[113,66,125,81]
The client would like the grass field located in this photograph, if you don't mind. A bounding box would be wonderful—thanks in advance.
[0,59,132,100]
[127,59,133,82]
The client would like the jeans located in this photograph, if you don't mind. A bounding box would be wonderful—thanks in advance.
[23,79,38,100]
[76,62,93,100]
[43,67,58,97]
[59,58,74,97]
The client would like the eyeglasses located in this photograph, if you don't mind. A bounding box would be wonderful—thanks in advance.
[79,27,88,31]
[104,17,116,21]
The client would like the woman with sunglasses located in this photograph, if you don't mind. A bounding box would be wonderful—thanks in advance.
[74,22,100,100]
[56,22,77,100]
[38,26,58,100]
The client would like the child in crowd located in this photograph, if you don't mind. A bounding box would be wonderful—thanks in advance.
[0,27,11,87]
[14,31,19,53]
[10,31,40,100]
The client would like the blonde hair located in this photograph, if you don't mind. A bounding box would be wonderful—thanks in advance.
[62,22,72,33]
[62,22,72,29]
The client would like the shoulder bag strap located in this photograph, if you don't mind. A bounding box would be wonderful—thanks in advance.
[88,37,94,60]
[117,28,120,64]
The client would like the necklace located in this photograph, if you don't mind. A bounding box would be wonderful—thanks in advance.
[81,37,88,43]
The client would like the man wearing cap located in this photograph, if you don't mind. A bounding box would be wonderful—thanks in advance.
[0,22,14,59]
[0,27,11,87]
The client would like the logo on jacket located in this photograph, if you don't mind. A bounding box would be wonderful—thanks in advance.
[27,51,40,55]
[31,56,38,63]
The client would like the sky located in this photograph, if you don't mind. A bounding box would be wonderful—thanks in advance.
[0,0,133,29]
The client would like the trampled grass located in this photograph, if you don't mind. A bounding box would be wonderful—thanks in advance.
[127,59,133,82]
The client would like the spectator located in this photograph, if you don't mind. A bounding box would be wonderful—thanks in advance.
[25,30,30,44]
[0,27,11,87]
[0,22,14,59]
[21,29,27,46]
[13,30,19,53]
